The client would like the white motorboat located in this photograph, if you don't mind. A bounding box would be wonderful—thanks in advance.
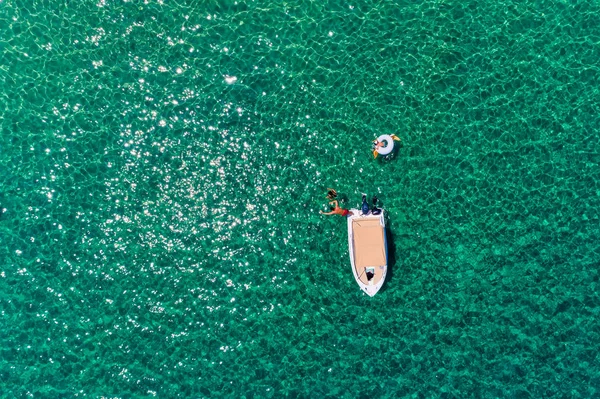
[347,208,387,296]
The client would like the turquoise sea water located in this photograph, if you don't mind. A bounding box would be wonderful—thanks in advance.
[2,0,600,397]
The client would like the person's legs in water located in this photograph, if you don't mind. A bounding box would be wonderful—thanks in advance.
[326,188,338,200]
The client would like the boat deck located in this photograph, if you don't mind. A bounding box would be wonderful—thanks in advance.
[352,218,386,286]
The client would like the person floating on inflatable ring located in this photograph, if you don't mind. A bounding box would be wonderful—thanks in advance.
[373,134,401,158]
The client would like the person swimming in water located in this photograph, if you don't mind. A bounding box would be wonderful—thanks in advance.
[320,200,353,217]
[325,188,338,201]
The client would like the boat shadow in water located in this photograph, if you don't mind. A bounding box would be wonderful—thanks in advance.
[380,226,397,294]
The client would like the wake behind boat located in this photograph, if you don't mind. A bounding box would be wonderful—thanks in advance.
[347,207,388,296]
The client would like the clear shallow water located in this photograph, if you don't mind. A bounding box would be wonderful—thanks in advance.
[1,0,600,397]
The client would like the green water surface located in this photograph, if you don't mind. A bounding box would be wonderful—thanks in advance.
[1,0,600,397]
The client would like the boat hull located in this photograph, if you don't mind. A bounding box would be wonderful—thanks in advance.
[347,209,388,296]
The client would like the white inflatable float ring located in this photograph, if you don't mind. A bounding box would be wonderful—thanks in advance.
[375,134,395,156]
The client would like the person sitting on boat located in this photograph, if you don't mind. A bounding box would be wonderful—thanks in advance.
[325,188,338,201]
[361,194,370,215]
[371,196,382,215]
[320,200,353,217]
